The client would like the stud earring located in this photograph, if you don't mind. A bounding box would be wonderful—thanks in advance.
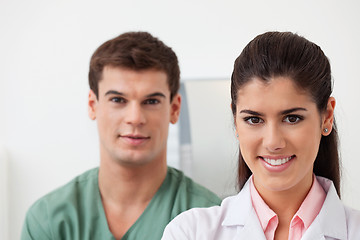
[236,134,239,137]
[324,128,329,133]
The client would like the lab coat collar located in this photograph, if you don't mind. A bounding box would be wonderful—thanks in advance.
[221,176,348,240]
[221,178,252,227]
[221,178,267,239]
[301,176,347,240]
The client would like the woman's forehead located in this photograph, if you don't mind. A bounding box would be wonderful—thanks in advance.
[236,76,315,108]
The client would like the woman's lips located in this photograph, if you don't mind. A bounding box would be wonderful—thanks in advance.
[259,155,296,172]
[262,155,294,166]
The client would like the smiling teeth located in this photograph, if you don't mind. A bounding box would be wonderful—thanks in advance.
[263,156,292,166]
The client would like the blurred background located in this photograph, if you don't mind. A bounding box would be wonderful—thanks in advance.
[1,0,360,239]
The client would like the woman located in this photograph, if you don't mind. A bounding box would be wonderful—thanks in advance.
[162,32,360,239]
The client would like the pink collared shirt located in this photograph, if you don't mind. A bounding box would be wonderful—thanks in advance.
[250,176,326,240]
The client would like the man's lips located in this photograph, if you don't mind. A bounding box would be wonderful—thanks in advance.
[119,134,150,145]
[120,134,150,139]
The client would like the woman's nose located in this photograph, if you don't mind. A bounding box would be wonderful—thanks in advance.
[262,123,286,152]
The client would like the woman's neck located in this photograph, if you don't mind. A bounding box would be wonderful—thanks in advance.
[254,174,314,224]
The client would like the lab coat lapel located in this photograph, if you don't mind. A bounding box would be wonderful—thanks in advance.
[235,208,267,240]
[221,179,266,240]
[301,176,347,240]
[223,176,348,240]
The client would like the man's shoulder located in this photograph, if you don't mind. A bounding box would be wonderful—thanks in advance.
[166,167,221,206]
[28,167,99,213]
[21,167,110,239]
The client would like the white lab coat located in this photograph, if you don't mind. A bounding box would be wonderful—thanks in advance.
[162,176,360,239]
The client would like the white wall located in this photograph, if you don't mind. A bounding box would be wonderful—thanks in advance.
[1,0,360,239]
[0,146,9,240]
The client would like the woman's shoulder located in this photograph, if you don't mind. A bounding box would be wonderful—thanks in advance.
[344,205,360,219]
[172,187,250,225]
[162,204,226,239]
[162,189,252,240]
[344,205,360,239]
[169,202,226,228]
[316,176,360,239]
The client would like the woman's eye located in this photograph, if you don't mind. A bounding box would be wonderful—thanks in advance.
[244,117,263,125]
[284,115,302,124]
[144,99,160,105]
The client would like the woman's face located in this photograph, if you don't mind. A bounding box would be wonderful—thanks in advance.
[234,76,333,195]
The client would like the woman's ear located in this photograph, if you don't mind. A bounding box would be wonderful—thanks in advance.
[322,97,336,136]
[230,103,239,139]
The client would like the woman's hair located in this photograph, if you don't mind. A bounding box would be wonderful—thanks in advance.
[231,31,341,196]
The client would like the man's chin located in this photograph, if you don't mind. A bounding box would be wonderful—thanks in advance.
[113,155,153,167]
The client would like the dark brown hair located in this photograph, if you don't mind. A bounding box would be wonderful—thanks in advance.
[231,32,341,196]
[89,31,180,100]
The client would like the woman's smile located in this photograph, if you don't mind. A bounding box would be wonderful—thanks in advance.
[260,155,295,166]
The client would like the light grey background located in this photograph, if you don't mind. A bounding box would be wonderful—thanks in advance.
[1,1,360,239]
[179,80,238,198]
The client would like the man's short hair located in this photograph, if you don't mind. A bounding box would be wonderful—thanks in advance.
[89,31,180,100]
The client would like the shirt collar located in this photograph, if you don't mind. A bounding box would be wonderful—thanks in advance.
[249,176,277,231]
[293,175,326,229]
[222,175,348,239]
[249,175,326,232]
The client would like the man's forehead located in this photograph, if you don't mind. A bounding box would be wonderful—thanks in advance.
[97,68,169,98]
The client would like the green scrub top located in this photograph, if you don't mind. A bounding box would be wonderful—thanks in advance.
[21,167,221,240]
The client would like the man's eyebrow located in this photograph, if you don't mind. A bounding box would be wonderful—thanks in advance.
[104,90,166,98]
[146,92,166,98]
[104,90,124,96]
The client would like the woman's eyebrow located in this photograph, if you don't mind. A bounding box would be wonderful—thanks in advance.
[239,107,307,116]
[239,109,264,116]
[281,107,307,115]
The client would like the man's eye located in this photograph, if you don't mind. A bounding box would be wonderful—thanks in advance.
[144,99,160,105]
[284,115,303,124]
[244,117,263,125]
[110,97,126,103]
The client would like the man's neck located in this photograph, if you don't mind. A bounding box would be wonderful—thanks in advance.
[98,157,168,239]
[98,157,168,206]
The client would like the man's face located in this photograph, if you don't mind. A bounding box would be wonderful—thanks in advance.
[88,66,181,167]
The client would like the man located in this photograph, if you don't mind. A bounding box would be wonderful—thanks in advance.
[21,31,221,239]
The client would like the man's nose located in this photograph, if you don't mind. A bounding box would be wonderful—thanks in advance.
[125,103,146,126]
